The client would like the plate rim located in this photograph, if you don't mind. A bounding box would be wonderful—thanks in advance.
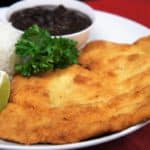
[94,10,150,30]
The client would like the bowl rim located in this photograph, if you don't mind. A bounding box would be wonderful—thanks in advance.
[4,0,96,37]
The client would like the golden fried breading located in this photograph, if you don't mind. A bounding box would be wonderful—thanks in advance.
[0,36,149,144]
[79,36,150,95]
[10,65,104,107]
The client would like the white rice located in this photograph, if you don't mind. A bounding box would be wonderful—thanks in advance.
[0,23,22,77]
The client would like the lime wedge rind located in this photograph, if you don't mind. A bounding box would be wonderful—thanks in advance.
[0,71,10,111]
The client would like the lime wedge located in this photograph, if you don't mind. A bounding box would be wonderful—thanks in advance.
[0,71,10,111]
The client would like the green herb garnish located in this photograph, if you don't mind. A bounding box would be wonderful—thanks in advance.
[15,25,79,76]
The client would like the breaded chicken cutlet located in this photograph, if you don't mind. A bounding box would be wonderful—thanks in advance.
[0,36,149,144]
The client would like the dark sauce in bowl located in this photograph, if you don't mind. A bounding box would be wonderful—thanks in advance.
[9,5,92,35]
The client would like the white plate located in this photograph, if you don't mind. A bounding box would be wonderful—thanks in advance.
[0,8,150,150]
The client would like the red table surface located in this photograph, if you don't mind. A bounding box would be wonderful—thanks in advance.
[82,0,150,150]
[86,0,150,27]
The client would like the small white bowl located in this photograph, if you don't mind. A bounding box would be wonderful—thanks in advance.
[4,0,95,48]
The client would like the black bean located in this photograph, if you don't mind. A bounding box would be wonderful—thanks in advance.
[9,5,92,35]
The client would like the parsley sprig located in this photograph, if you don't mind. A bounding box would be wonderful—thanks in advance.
[15,25,79,76]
